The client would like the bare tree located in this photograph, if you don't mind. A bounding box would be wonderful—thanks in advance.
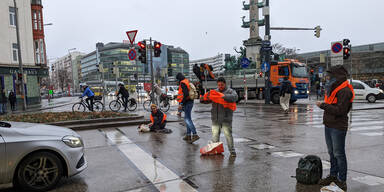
[58,69,70,92]
[272,43,299,58]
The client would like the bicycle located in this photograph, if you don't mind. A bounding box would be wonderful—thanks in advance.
[109,96,137,112]
[72,97,104,112]
[143,93,170,112]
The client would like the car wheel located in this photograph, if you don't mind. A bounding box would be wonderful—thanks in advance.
[15,152,63,192]
[367,94,376,103]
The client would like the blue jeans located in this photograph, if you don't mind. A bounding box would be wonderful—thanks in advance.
[184,101,196,135]
[325,126,347,181]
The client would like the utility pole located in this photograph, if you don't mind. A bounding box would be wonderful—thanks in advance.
[264,0,271,104]
[96,43,105,107]
[14,0,27,111]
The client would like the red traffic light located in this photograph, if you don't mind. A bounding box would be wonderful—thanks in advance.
[138,41,146,49]
[154,41,161,49]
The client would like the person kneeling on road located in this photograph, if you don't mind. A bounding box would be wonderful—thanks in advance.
[149,104,172,133]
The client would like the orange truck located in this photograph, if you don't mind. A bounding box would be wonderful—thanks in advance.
[202,59,309,104]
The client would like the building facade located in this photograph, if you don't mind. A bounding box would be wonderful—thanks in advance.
[0,0,48,105]
[167,46,189,83]
[298,42,384,80]
[189,54,226,81]
[51,51,84,93]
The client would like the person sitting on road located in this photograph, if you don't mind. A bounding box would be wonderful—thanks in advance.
[149,104,172,133]
[80,85,95,111]
[117,83,129,112]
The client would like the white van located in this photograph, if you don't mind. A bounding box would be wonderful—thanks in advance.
[351,80,384,103]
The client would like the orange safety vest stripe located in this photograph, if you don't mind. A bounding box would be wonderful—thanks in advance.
[177,79,190,103]
[324,81,355,104]
[150,113,167,124]
[202,90,236,111]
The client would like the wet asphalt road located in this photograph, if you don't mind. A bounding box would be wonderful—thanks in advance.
[1,99,384,192]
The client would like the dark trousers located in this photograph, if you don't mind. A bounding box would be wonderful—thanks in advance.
[10,102,16,111]
[150,121,167,131]
[122,96,129,110]
[325,126,347,181]
[85,96,94,111]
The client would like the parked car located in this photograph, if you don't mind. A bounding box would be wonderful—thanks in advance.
[0,121,87,191]
[351,80,384,103]
[165,86,179,99]
[108,91,116,96]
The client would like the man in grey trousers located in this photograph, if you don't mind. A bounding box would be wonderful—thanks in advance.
[201,77,238,157]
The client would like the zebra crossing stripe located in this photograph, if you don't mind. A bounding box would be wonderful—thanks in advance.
[102,128,197,192]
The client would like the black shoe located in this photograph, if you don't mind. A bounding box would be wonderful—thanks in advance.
[189,135,200,143]
[335,180,347,191]
[318,175,338,186]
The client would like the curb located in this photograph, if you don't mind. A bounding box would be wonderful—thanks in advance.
[48,115,144,126]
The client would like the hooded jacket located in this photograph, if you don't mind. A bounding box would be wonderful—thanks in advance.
[319,65,353,131]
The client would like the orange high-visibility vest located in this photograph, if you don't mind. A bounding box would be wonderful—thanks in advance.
[150,112,167,124]
[324,80,355,104]
[177,79,191,103]
[202,90,236,111]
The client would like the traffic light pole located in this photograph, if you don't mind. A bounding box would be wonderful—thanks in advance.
[149,37,155,105]
[264,0,271,104]
[14,0,27,111]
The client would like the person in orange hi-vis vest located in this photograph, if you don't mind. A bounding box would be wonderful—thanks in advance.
[316,65,354,191]
[176,73,199,143]
[149,104,170,133]
[200,77,238,157]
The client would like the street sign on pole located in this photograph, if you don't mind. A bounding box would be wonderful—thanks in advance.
[331,41,344,66]
[241,57,250,68]
[261,61,270,72]
[128,49,136,60]
[126,30,138,44]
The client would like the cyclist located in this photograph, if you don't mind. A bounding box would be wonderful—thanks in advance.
[80,85,95,111]
[117,83,129,112]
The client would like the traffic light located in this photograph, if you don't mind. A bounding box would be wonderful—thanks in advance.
[153,41,162,57]
[314,25,321,38]
[96,64,103,72]
[343,39,351,60]
[138,41,147,64]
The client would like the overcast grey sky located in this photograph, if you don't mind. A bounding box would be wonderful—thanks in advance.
[43,0,384,60]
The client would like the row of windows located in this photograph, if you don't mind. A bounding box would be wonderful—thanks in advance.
[9,7,16,27]
[32,10,43,31]
[34,39,45,64]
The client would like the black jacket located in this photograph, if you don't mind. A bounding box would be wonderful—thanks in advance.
[176,73,193,106]
[319,66,353,131]
[280,80,292,97]
[118,86,129,98]
[0,92,7,104]
[8,92,16,103]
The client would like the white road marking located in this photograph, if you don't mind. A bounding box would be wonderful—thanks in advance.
[352,175,384,186]
[271,151,304,158]
[358,132,384,136]
[103,129,197,192]
[350,126,383,132]
[321,160,330,170]
[249,143,276,150]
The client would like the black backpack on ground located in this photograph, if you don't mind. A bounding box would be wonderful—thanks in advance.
[295,155,323,185]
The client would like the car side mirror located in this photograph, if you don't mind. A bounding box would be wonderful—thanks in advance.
[0,122,11,128]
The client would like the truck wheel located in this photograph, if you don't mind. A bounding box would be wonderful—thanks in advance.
[271,91,280,104]
[367,94,377,103]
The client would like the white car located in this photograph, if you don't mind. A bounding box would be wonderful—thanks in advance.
[351,80,384,103]
[108,91,116,96]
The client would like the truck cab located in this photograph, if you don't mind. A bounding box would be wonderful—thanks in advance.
[270,59,309,104]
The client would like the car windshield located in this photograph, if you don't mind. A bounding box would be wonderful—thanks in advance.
[291,63,308,78]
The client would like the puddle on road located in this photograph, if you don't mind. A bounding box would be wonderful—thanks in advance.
[249,143,276,150]
[352,175,384,186]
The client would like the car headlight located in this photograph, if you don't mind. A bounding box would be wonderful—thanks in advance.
[62,135,83,148]
[307,90,310,94]
[379,89,384,93]
[294,90,299,95]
